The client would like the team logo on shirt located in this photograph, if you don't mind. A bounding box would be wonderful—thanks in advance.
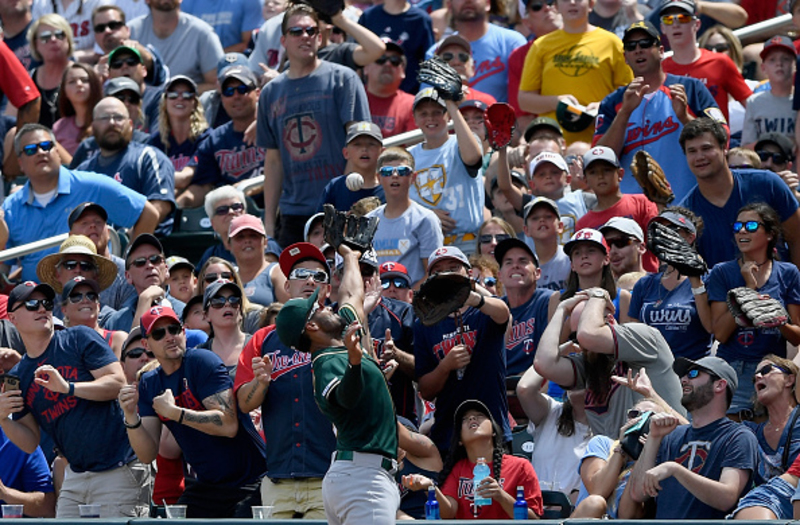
[283,113,322,162]
[506,318,536,352]
[414,164,446,205]
[675,440,711,473]
[267,349,312,379]
[553,45,599,77]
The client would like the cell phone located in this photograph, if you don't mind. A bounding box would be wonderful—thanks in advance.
[621,410,652,460]
[2,374,20,392]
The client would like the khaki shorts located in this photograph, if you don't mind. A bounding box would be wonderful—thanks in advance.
[56,461,150,518]
[260,477,325,519]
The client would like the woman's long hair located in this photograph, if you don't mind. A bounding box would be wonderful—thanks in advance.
[157,87,209,150]
[561,262,617,301]
[737,202,782,261]
[439,413,505,487]
[57,63,102,142]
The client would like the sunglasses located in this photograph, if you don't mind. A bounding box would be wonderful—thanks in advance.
[94,20,125,33]
[110,57,141,69]
[130,254,165,268]
[67,291,99,304]
[221,85,253,97]
[13,298,54,312]
[38,30,66,43]
[21,141,54,156]
[286,26,318,37]
[704,43,729,53]
[685,368,703,379]
[376,54,403,66]
[606,237,635,249]
[729,164,753,170]
[123,348,155,359]
[204,271,233,284]
[752,363,789,382]
[479,233,511,244]
[528,0,554,11]
[441,51,470,63]
[114,93,141,105]
[214,202,245,216]
[381,277,410,289]
[209,295,242,309]
[476,276,497,287]
[288,267,329,283]
[379,165,413,177]
[166,91,195,100]
[661,13,694,25]
[58,259,97,272]
[757,150,788,165]
[626,408,645,420]
[732,220,763,234]
[623,38,657,52]
[148,323,182,341]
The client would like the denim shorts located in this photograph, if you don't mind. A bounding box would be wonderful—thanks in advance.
[730,476,794,519]
[726,359,757,416]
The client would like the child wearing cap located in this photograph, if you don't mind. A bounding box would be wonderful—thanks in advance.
[741,36,796,148]
[575,146,658,272]
[165,257,197,305]
[522,197,570,291]
[367,147,444,286]
[315,121,386,212]
[409,87,484,255]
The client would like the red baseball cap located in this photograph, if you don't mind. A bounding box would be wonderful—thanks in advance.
[279,242,329,278]
[140,306,181,336]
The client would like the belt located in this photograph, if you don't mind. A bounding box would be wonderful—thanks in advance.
[333,450,397,474]
[443,233,476,245]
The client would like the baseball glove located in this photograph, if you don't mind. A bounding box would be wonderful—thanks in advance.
[484,103,516,150]
[297,0,342,21]
[631,151,675,206]
[418,56,463,102]
[646,221,707,277]
[322,204,379,252]
[413,272,474,326]
[726,287,790,329]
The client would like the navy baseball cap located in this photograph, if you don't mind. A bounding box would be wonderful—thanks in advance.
[494,237,538,267]
[68,202,108,229]
[8,281,56,312]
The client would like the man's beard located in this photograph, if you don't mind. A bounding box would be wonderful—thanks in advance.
[97,130,130,152]
[681,379,715,412]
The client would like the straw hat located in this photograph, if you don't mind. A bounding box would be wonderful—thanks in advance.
[37,235,119,293]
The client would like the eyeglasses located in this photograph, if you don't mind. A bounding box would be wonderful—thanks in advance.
[376,55,403,66]
[209,295,242,309]
[129,254,165,268]
[752,363,789,382]
[379,165,413,177]
[214,202,245,216]
[623,38,657,52]
[661,13,694,25]
[626,408,644,420]
[288,267,329,283]
[21,141,55,156]
[94,20,125,33]
[528,0,554,11]
[479,233,511,244]
[704,43,729,53]
[381,277,410,289]
[38,30,66,43]
[58,259,97,272]
[13,298,54,312]
[286,26,318,37]
[95,114,127,124]
[732,220,763,234]
[476,276,497,287]
[109,56,141,69]
[148,323,182,341]
[166,91,195,100]
[67,291,99,304]
[221,85,253,97]
[123,348,155,359]
[757,150,788,165]
[606,237,635,249]
[441,51,470,63]
[204,271,233,284]
[114,93,140,105]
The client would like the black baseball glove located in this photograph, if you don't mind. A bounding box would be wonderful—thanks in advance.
[417,56,463,102]
[323,204,379,252]
[726,287,790,329]
[646,221,707,277]
[296,0,343,21]
[413,272,473,326]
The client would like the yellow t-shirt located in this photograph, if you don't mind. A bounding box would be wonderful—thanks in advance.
[520,27,633,144]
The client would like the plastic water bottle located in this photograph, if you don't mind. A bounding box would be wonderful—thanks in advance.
[514,486,527,519]
[473,457,492,507]
[425,486,440,520]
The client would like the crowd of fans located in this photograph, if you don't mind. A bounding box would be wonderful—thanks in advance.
[1,0,800,521]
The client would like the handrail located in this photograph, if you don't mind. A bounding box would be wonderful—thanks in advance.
[733,14,793,44]
[0,233,68,262]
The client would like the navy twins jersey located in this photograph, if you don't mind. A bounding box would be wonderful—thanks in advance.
[189,121,265,187]
[233,326,336,479]
[503,288,554,376]
[148,129,211,173]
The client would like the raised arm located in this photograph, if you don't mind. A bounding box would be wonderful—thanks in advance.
[533,295,585,387]
[331,11,386,67]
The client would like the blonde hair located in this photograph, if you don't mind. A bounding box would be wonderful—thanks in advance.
[727,147,761,169]
[157,85,209,150]
[28,14,74,62]
[698,25,744,70]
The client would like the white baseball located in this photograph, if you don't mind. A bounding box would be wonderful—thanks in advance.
[346,172,364,191]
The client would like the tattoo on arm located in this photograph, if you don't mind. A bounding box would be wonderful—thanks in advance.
[183,411,223,426]
[245,382,263,404]
[203,389,236,418]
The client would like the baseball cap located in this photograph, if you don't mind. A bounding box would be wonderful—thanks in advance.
[166,256,194,274]
[220,65,257,89]
[68,202,108,229]
[381,37,404,55]
[564,228,609,256]
[165,75,198,93]
[229,214,266,238]
[436,34,471,55]
[140,305,182,336]
[413,87,446,110]
[583,146,620,170]
[754,133,795,157]
[493,237,538,267]
[523,116,562,142]
[523,196,560,221]
[600,217,644,242]
[61,276,101,304]
[556,101,596,133]
[458,99,487,113]
[379,262,412,286]
[659,0,695,15]
[673,356,738,396]
[303,213,325,242]
[125,233,164,263]
[216,52,250,77]
[203,279,242,310]
[427,246,470,272]
[181,295,204,323]
[108,45,142,64]
[530,151,568,175]
[453,399,494,428]
[345,121,383,144]
[653,210,697,234]
[623,21,660,43]
[121,327,144,359]
[279,242,329,278]
[104,76,141,97]
[8,281,56,313]
[760,35,797,59]
[276,287,321,349]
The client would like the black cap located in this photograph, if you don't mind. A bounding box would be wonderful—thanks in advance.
[754,133,795,157]
[68,202,108,229]
[203,280,241,310]
[121,327,144,359]
[61,276,100,303]
[8,281,56,312]
[623,21,660,42]
[181,295,205,323]
[453,399,494,428]
[124,233,164,264]
[493,237,539,267]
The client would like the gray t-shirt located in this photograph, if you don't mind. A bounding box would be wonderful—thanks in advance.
[129,12,224,84]
[741,91,795,146]
[568,322,685,438]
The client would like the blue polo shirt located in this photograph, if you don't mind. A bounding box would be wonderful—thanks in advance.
[0,426,53,508]
[2,167,147,281]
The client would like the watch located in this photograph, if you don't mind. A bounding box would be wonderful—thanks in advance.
[589,289,608,299]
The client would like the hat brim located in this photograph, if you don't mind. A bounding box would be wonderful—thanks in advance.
[38,252,119,293]
[453,399,493,428]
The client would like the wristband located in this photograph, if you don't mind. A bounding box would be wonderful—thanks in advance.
[691,285,707,296]
[475,294,486,309]
[178,408,185,425]
[123,414,142,429]
[67,382,75,396]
